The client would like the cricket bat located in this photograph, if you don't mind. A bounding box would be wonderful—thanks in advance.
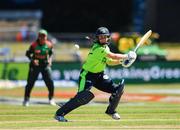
[122,30,152,68]
[133,30,152,52]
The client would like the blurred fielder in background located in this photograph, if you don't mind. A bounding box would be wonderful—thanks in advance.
[54,27,137,122]
[23,29,56,107]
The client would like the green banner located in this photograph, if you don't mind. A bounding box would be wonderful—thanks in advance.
[106,61,180,83]
[0,61,180,83]
[52,62,81,81]
[0,62,28,80]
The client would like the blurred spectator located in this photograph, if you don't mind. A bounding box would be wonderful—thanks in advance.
[111,32,120,44]
[110,32,120,53]
[16,22,29,42]
[118,37,135,53]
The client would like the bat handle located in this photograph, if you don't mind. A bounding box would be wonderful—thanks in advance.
[124,59,130,65]
[133,46,138,52]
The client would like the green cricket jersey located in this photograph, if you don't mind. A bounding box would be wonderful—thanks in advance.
[82,42,112,73]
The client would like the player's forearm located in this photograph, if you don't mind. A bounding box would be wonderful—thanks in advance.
[107,52,128,60]
[48,56,52,62]
[106,59,123,66]
[47,55,53,66]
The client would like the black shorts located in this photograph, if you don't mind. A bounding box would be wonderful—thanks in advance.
[78,69,118,93]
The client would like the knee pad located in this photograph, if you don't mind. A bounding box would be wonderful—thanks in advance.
[106,79,125,114]
[76,90,94,105]
[112,79,125,97]
[116,79,125,96]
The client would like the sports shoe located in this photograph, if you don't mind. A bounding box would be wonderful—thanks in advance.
[54,115,68,122]
[49,99,56,106]
[106,112,121,120]
[23,100,29,107]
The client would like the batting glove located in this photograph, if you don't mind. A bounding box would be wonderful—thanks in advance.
[122,51,137,67]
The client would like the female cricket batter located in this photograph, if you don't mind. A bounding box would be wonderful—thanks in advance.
[54,27,137,122]
[23,29,56,106]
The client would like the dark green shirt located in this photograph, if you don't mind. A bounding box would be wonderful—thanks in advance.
[26,40,53,66]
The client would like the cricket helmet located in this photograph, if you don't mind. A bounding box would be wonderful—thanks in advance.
[95,27,110,37]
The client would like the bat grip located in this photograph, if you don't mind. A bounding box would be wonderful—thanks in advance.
[123,59,130,65]
[133,46,138,52]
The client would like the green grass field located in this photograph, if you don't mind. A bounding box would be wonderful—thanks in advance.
[0,84,180,130]
[0,102,180,130]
